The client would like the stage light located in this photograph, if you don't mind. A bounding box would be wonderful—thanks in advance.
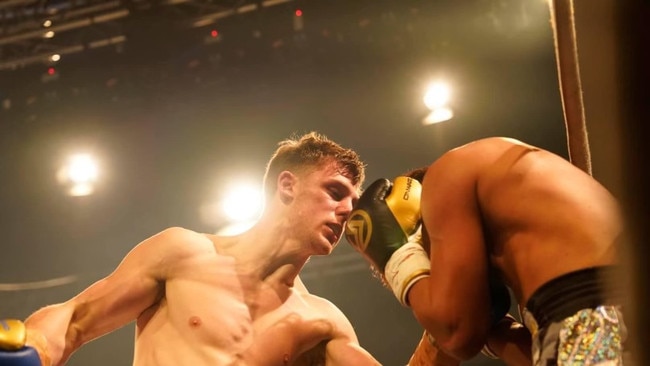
[204,29,221,44]
[422,107,454,125]
[293,9,304,31]
[221,184,263,222]
[42,67,59,83]
[423,82,451,110]
[50,54,61,62]
[57,153,100,197]
[421,80,454,125]
[200,181,263,235]
[422,81,454,125]
[66,154,99,184]
[69,183,94,197]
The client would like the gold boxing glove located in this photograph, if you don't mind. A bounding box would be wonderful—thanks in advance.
[0,319,26,350]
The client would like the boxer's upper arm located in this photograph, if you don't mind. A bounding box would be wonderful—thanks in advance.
[317,298,380,365]
[26,227,205,364]
[409,150,493,359]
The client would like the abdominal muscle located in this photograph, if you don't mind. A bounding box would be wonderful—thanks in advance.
[132,275,335,365]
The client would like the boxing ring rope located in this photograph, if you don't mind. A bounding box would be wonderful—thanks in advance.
[551,1,649,364]
[0,275,78,292]
[548,0,592,176]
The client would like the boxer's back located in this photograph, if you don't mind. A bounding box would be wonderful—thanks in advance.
[466,138,621,305]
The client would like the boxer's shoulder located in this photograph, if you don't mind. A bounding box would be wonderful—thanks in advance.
[143,227,220,257]
[128,228,230,279]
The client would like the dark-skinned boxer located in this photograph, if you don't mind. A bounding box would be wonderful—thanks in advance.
[346,137,628,365]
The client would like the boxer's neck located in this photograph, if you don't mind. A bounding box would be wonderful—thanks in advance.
[214,222,310,289]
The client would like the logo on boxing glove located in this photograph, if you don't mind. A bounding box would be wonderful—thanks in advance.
[402,176,414,200]
[344,177,422,269]
[345,210,372,251]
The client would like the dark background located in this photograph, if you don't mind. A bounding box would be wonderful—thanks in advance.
[0,0,624,364]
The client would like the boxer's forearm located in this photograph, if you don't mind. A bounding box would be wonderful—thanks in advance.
[25,303,78,366]
[408,332,460,366]
[485,319,532,366]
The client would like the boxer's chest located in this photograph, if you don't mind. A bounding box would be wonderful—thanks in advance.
[156,257,257,349]
[162,263,333,361]
[245,290,334,364]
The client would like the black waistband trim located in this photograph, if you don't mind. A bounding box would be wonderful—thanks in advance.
[524,266,624,330]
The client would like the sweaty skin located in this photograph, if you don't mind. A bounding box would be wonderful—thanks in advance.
[131,232,360,365]
[472,138,619,303]
[24,161,380,366]
[408,137,621,360]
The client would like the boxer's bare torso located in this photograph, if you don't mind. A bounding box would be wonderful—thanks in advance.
[420,137,621,306]
[24,157,380,366]
[132,232,355,366]
[406,137,621,361]
[468,138,620,305]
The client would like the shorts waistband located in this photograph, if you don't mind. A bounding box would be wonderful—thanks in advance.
[524,266,623,331]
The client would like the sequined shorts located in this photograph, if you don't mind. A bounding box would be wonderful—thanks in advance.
[523,305,626,366]
[522,267,628,365]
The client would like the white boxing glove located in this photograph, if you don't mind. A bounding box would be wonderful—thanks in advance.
[384,229,430,307]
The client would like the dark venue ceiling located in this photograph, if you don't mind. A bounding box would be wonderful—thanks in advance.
[0,0,571,365]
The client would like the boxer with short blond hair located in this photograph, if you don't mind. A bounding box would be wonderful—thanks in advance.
[1,132,384,366]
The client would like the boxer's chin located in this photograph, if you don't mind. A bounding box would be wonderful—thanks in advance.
[313,235,335,256]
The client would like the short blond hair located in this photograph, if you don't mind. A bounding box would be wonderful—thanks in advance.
[263,132,365,200]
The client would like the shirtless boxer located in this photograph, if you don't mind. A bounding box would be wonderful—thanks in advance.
[346,137,627,365]
[0,132,382,366]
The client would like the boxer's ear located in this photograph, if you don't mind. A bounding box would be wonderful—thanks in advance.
[277,171,296,204]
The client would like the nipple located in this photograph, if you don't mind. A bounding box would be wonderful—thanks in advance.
[189,316,202,327]
[283,353,290,364]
